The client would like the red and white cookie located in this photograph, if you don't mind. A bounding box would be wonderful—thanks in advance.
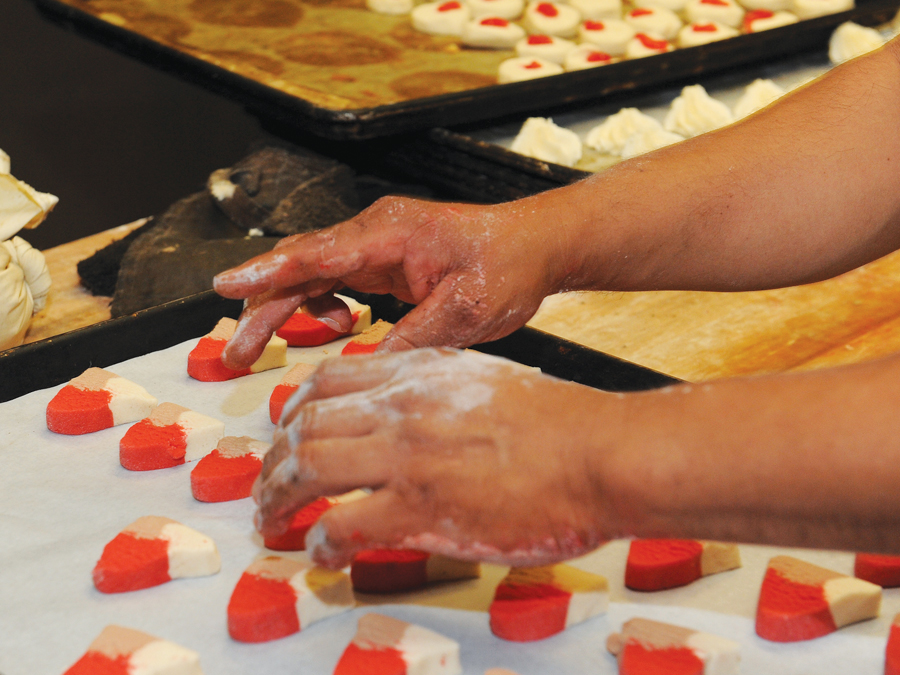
[684,0,744,28]
[119,402,225,471]
[269,362,316,424]
[264,490,368,551]
[342,319,394,355]
[742,8,798,30]
[227,555,354,643]
[462,17,527,47]
[571,0,622,19]
[625,32,674,57]
[677,21,738,47]
[63,625,202,675]
[498,56,565,83]
[515,34,576,63]
[188,317,286,382]
[412,0,472,35]
[625,540,741,592]
[755,555,881,642]
[275,294,371,347]
[46,367,157,435]
[190,436,269,502]
[523,1,582,37]
[564,44,616,70]
[579,19,636,56]
[92,516,220,593]
[351,550,481,593]
[855,553,900,587]
[887,613,900,675]
[333,613,462,675]
[634,0,687,13]
[624,7,682,40]
[490,564,609,641]
[466,0,525,19]
[607,618,741,675]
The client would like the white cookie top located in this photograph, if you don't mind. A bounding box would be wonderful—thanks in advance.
[497,56,565,82]
[733,78,785,118]
[586,107,664,155]
[466,0,525,18]
[510,117,583,167]
[624,7,682,39]
[515,34,577,63]
[828,21,885,64]
[677,21,738,47]
[412,0,472,35]
[664,84,734,137]
[462,17,527,47]
[684,0,744,28]
[792,0,853,19]
[523,1,582,36]
[564,44,616,70]
[625,32,674,57]
[579,19,636,55]
[743,8,799,31]
[570,0,623,19]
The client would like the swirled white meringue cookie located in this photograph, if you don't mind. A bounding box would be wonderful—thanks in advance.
[792,0,852,19]
[564,44,616,69]
[625,32,674,57]
[523,1,582,36]
[498,56,565,82]
[684,0,744,27]
[733,78,785,118]
[367,0,413,14]
[633,0,687,15]
[511,117,583,166]
[677,21,738,46]
[570,0,623,20]
[742,8,798,31]
[580,19,636,54]
[466,0,525,19]
[412,0,472,35]
[621,126,685,158]
[664,84,734,137]
[624,7,682,40]
[463,16,527,46]
[828,21,885,64]
[515,34,577,62]
[585,107,664,155]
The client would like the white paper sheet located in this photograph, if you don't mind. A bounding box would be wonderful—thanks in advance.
[1,334,898,674]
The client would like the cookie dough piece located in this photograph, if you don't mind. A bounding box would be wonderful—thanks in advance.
[742,8,798,30]
[625,540,741,591]
[190,436,269,502]
[855,553,900,587]
[564,44,616,69]
[119,402,225,471]
[342,319,394,355]
[228,556,354,643]
[351,550,481,593]
[515,34,577,62]
[664,84,734,138]
[412,1,472,35]
[621,127,684,158]
[684,0,744,26]
[829,21,886,64]
[498,56,565,82]
[333,613,462,675]
[46,367,157,435]
[887,614,900,675]
[188,317,287,381]
[269,362,317,424]
[733,78,785,118]
[510,117,583,167]
[579,19,636,55]
[276,294,371,347]
[607,618,740,675]
[756,555,881,642]
[625,32,674,57]
[93,516,220,593]
[624,7,682,40]
[523,1,582,37]
[462,17,528,47]
[63,625,203,675]
[466,0,526,18]
[677,21,738,47]
[367,0,414,14]
[264,490,369,551]
[570,0,623,19]
[586,108,665,155]
[490,564,609,641]
[792,0,852,19]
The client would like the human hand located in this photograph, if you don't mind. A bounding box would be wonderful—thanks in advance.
[252,348,623,569]
[213,196,570,369]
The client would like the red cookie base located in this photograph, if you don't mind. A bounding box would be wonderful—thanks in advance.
[93,532,171,593]
[264,497,334,551]
[755,568,837,642]
[619,643,705,675]
[63,652,131,675]
[46,386,114,435]
[351,549,430,594]
[855,553,900,587]
[333,643,407,675]
[625,539,704,592]
[269,383,299,424]
[489,582,569,642]
[119,421,187,471]
[228,573,299,643]
[191,450,263,502]
[188,337,251,382]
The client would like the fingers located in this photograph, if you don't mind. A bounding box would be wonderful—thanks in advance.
[221,287,306,370]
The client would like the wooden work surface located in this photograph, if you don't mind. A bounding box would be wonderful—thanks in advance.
[23,224,900,382]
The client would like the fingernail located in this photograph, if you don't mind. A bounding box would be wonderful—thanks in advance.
[318,317,342,331]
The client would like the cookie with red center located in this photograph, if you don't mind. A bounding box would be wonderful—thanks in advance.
[269,362,317,424]
[275,294,371,347]
[624,7,682,39]
[625,32,674,57]
[677,21,738,47]
[187,317,287,382]
[579,19,636,55]
[625,540,741,592]
[742,8,798,31]
[755,555,881,642]
[514,34,575,63]
[46,367,157,435]
[411,0,472,35]
[119,402,224,471]
[490,564,609,641]
[466,0,525,19]
[854,553,900,587]
[887,614,900,675]
[498,56,565,83]
[684,0,744,27]
[227,555,354,643]
[92,516,220,593]
[571,0,622,20]
[63,625,202,675]
[564,44,616,70]
[523,1,582,37]
[351,549,481,593]
[462,16,527,47]
[341,319,394,355]
[190,436,269,502]
[607,618,741,675]
[333,613,462,675]
[264,490,368,551]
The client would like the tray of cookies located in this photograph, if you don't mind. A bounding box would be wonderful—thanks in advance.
[31,0,900,139]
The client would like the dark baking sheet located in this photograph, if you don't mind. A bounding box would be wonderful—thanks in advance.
[0,289,676,404]
[32,0,900,140]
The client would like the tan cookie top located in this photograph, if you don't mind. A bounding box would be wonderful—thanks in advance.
[71,367,117,391]
[88,625,157,658]
[607,617,694,655]
[123,515,178,539]
[769,555,844,586]
[147,402,191,426]
[282,362,317,386]
[351,319,393,346]
[354,613,409,649]
[216,435,270,458]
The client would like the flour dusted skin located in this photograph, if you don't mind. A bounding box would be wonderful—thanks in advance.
[46,367,157,435]
[190,436,269,502]
[63,625,203,675]
[119,402,225,471]
[188,316,287,381]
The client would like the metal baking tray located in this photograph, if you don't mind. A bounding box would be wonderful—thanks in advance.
[0,289,677,403]
[32,0,899,140]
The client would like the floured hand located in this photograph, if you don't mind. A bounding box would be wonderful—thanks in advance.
[252,348,626,569]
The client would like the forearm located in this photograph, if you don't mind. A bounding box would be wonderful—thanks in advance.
[523,36,900,294]
[597,354,900,553]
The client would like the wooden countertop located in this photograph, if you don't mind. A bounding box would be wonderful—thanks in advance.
[22,224,900,383]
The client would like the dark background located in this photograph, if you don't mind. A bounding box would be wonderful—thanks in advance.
[0,0,276,251]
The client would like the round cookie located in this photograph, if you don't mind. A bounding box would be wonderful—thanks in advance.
[570,0,623,20]
[684,0,744,28]
[743,8,799,30]
[367,0,414,13]
[515,34,577,63]
[792,0,852,19]
[462,17,527,47]
[625,32,674,57]
[466,0,525,19]
[412,0,472,35]
[633,0,688,14]
[523,1,582,37]
[498,56,565,82]
[579,19,636,55]
[739,0,791,11]
[564,44,616,69]
[624,7,682,40]
[677,21,738,47]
